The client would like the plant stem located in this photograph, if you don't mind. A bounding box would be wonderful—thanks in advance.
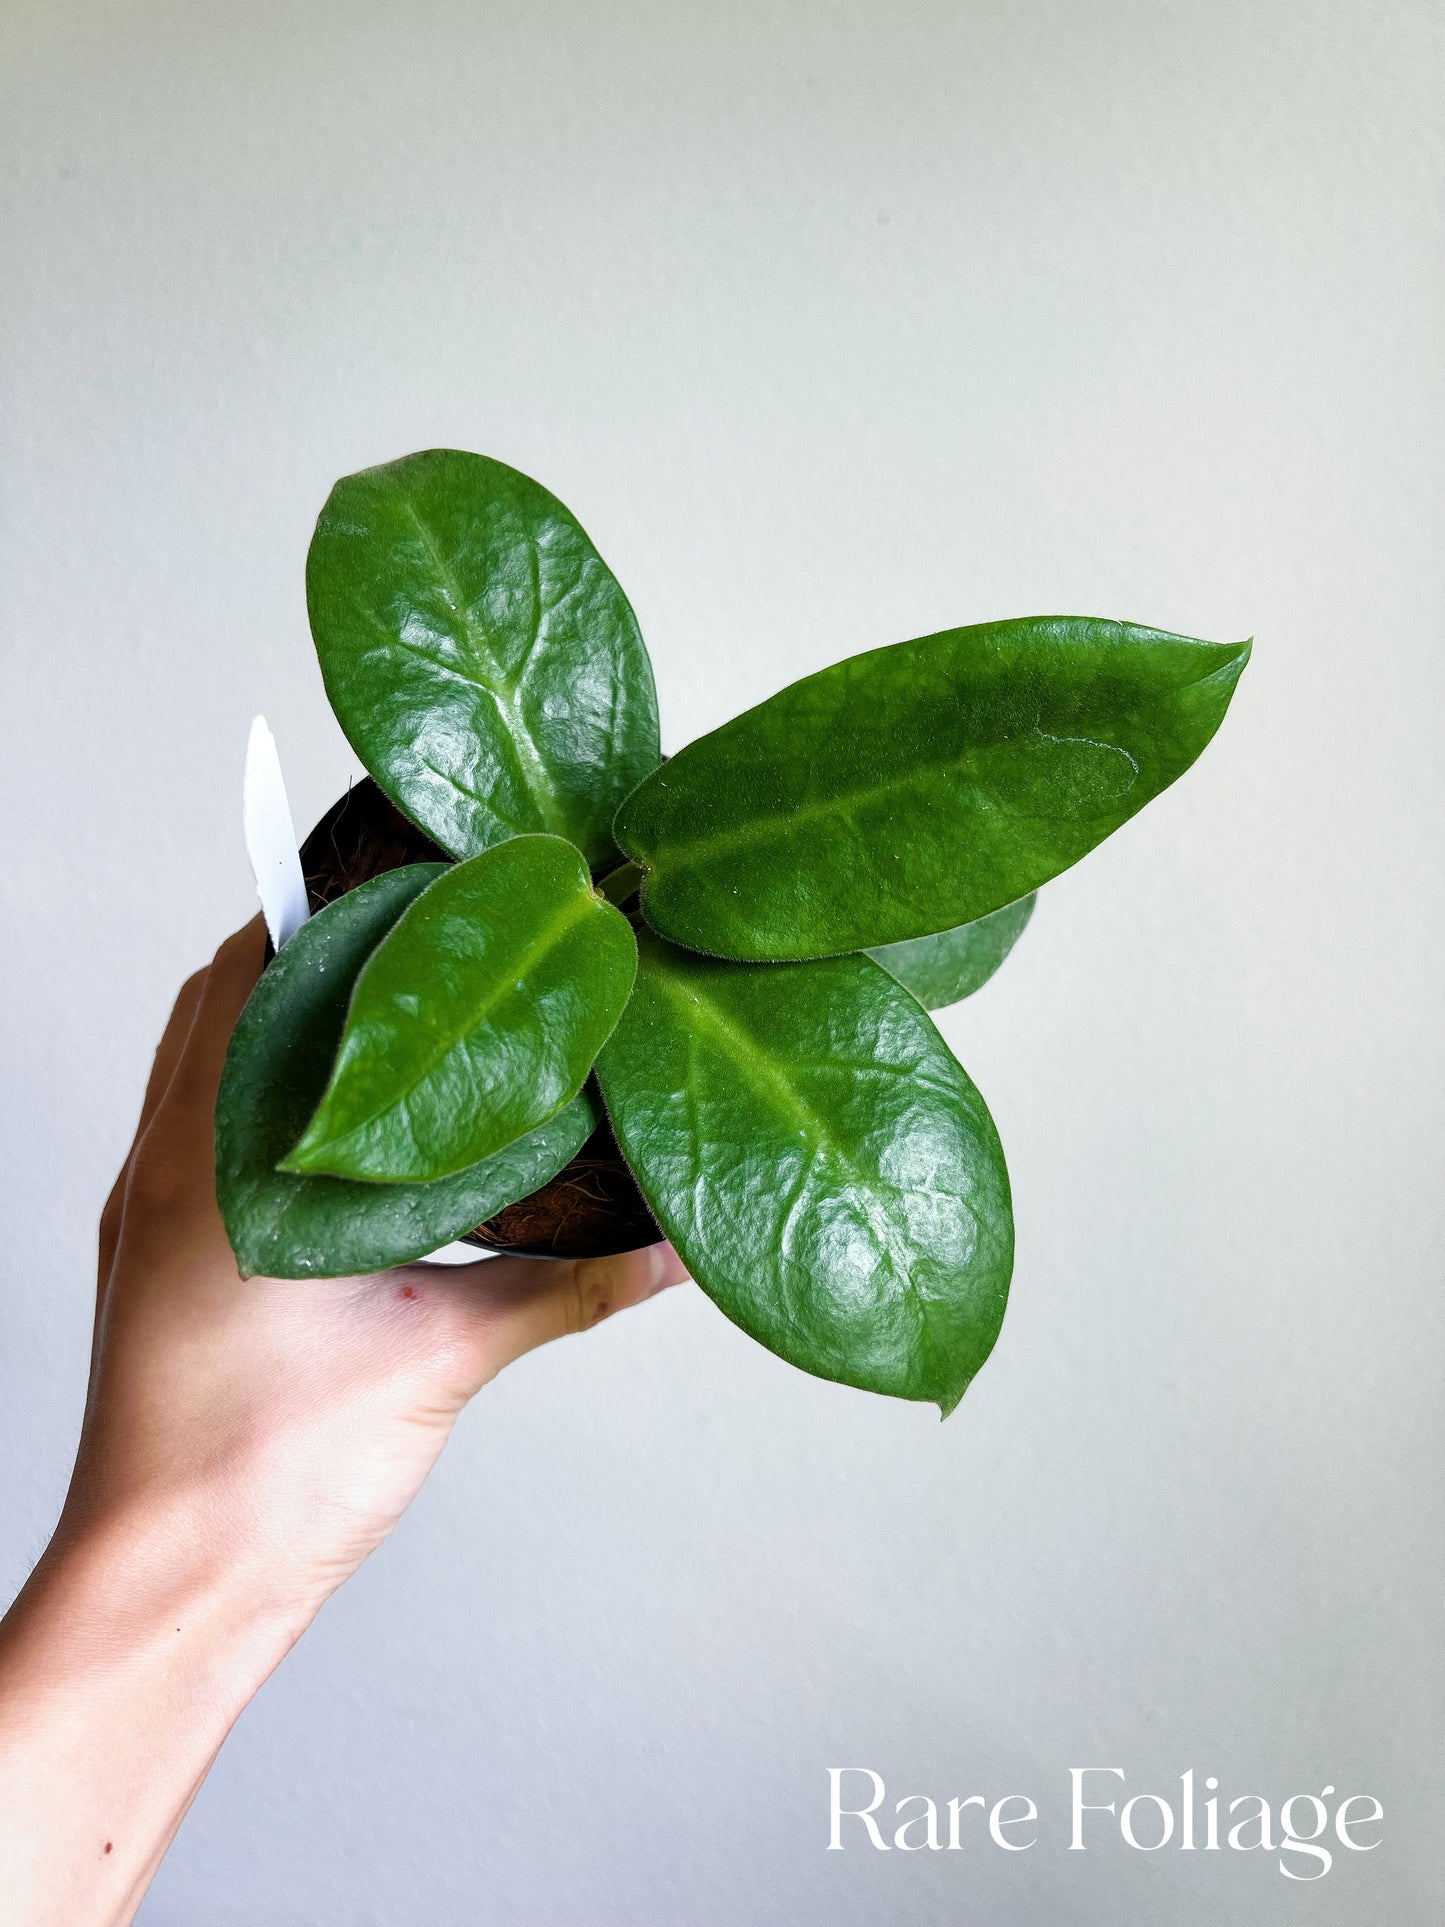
[595,860,643,908]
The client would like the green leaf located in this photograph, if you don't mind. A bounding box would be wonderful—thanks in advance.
[307,448,660,867]
[282,835,636,1183]
[596,933,1013,1413]
[615,618,1250,959]
[868,894,1035,1010]
[216,866,597,1278]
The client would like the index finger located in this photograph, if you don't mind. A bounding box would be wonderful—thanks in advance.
[97,964,210,1291]
[157,915,268,1128]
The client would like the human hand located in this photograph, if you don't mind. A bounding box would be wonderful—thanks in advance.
[77,912,685,1619]
[0,915,685,1926]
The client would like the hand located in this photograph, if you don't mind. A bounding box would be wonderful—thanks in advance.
[0,916,686,1927]
[79,914,684,1615]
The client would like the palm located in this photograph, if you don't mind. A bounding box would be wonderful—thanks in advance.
[78,919,682,1617]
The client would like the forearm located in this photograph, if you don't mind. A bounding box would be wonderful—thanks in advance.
[0,1501,308,1927]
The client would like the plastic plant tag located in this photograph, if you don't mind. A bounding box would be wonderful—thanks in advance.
[238,729,494,1269]
[243,715,310,952]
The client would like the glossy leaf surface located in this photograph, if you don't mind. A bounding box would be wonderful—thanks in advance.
[597,934,1013,1413]
[217,867,596,1278]
[868,894,1035,1010]
[308,449,659,866]
[284,836,636,1183]
[615,618,1250,959]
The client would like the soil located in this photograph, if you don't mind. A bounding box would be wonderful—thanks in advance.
[298,779,661,1260]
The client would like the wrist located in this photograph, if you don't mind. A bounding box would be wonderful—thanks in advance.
[0,1496,310,1927]
[15,1492,315,1705]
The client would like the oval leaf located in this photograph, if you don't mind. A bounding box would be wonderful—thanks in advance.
[615,618,1250,959]
[283,836,637,1182]
[868,894,1035,1010]
[596,933,1013,1413]
[308,449,660,866]
[217,866,597,1278]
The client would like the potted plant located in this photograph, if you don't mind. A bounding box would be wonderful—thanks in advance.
[217,449,1249,1415]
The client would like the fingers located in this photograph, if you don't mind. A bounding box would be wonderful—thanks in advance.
[115,916,266,1244]
[159,916,267,1128]
[138,968,211,1140]
[461,1241,689,1378]
[96,965,210,1296]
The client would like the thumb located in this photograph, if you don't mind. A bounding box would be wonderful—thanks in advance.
[451,1241,690,1381]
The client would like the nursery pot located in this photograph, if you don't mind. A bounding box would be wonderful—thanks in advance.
[297,778,661,1261]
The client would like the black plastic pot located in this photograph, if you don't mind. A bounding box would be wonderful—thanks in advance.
[297,779,660,1260]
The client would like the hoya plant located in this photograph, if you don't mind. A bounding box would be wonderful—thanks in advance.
[217,449,1249,1416]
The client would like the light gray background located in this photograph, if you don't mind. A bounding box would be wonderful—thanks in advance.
[2,1,1441,1921]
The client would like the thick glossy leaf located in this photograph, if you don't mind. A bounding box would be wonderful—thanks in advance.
[615,618,1250,959]
[283,835,636,1183]
[217,866,597,1278]
[868,894,1035,1010]
[308,449,660,867]
[596,933,1013,1413]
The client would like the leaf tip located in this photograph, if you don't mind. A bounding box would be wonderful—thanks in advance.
[224,1227,260,1281]
[275,1140,322,1177]
[936,1382,969,1420]
[276,1102,352,1178]
[1211,635,1252,687]
[1188,632,1253,718]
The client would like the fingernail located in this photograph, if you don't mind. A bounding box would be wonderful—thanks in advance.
[641,1241,688,1297]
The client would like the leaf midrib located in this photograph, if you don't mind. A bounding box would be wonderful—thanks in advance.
[633,729,1141,872]
[396,492,569,838]
[324,884,597,1149]
[648,962,919,1276]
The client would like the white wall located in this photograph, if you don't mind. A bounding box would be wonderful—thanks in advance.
[1,2,1440,1920]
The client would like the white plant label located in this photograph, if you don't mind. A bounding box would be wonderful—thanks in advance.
[243,715,310,952]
